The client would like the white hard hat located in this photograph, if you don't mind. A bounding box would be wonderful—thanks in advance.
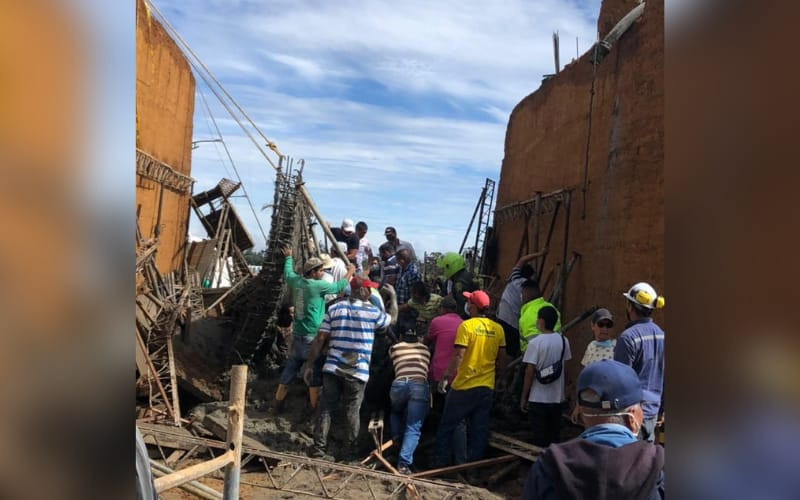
[622,282,665,310]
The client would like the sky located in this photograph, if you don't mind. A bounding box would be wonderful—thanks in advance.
[151,0,601,255]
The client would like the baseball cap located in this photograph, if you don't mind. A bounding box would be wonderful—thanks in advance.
[462,290,490,309]
[303,257,324,274]
[319,254,334,270]
[384,226,397,235]
[341,219,355,233]
[350,277,380,289]
[577,360,643,410]
[591,308,613,325]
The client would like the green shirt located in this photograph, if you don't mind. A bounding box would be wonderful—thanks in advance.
[518,297,561,352]
[284,257,347,337]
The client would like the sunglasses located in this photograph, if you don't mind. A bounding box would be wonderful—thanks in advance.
[596,321,613,328]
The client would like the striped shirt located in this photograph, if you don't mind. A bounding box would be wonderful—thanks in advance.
[320,298,391,383]
[389,342,431,380]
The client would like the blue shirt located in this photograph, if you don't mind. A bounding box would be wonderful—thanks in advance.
[395,261,421,305]
[581,424,639,447]
[614,318,665,419]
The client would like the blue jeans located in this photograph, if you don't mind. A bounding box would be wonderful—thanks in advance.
[389,378,430,468]
[279,335,323,386]
[640,416,658,443]
[434,386,494,465]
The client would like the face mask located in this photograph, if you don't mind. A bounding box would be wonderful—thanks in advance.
[464,302,471,316]
[595,339,613,348]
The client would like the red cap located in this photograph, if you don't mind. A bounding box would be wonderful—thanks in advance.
[463,290,490,309]
[351,277,380,289]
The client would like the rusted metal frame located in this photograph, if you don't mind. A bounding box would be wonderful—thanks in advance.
[135,326,175,421]
[515,212,531,261]
[554,190,572,311]
[203,277,248,315]
[471,184,489,272]
[494,188,567,220]
[312,465,333,499]
[537,199,562,279]
[409,454,518,478]
[296,182,348,262]
[549,252,580,309]
[459,185,486,255]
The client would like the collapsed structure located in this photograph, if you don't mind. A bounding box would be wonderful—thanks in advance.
[135,0,663,496]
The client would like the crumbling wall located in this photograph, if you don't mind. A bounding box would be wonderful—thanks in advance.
[494,0,663,361]
[136,0,195,275]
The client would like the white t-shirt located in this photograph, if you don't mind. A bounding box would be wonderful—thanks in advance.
[580,339,616,366]
[523,332,571,404]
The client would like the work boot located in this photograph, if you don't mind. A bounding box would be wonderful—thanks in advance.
[397,464,412,475]
[272,397,286,414]
[272,384,288,414]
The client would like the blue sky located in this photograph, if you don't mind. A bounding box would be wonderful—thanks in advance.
[152,0,601,255]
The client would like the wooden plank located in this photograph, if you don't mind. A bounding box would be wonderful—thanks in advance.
[223,365,247,500]
[154,450,234,493]
[409,455,517,478]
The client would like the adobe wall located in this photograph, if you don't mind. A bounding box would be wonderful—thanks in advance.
[136,0,195,275]
[494,0,663,366]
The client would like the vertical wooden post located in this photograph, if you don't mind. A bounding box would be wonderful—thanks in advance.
[223,365,247,500]
[296,182,349,262]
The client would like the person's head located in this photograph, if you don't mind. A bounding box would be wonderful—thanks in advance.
[520,279,542,303]
[623,282,664,320]
[536,305,558,332]
[319,253,335,273]
[577,360,644,435]
[303,257,325,279]
[277,304,294,328]
[520,264,536,280]
[410,281,430,304]
[349,276,379,301]
[341,218,355,236]
[384,226,398,243]
[591,308,614,341]
[356,221,368,239]
[397,308,419,342]
[436,252,465,280]
[395,248,412,268]
[462,290,490,317]
[439,296,458,315]
[378,242,395,260]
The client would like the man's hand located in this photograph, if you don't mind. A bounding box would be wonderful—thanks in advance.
[282,246,292,257]
[380,283,396,296]
[570,405,580,424]
[437,379,449,394]
[519,399,528,414]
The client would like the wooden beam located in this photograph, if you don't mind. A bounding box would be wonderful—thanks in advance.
[223,365,247,500]
[150,460,223,500]
[410,454,517,478]
[154,450,234,493]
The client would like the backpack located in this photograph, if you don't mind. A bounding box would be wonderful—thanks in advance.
[535,334,566,384]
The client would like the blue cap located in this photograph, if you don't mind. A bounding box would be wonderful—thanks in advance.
[577,360,643,410]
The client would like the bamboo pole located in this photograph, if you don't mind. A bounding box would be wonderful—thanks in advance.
[295,182,349,262]
[150,460,223,499]
[223,364,247,500]
[154,450,234,493]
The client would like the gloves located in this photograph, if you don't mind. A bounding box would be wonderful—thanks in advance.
[437,379,449,394]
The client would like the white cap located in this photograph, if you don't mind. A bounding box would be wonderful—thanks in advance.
[622,282,664,310]
[341,218,355,233]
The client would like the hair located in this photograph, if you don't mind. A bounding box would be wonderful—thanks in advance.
[520,264,536,280]
[520,279,541,297]
[356,221,368,231]
[410,281,429,301]
[537,305,558,330]
[396,309,418,340]
[396,248,411,261]
[277,304,293,328]
[629,301,654,318]
[440,296,458,312]
[578,389,641,427]
[378,242,394,255]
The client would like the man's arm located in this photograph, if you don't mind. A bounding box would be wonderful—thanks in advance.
[520,363,536,412]
[381,284,398,325]
[440,346,466,384]
[613,333,636,366]
[282,246,299,282]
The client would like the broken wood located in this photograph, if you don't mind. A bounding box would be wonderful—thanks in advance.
[296,182,349,262]
[150,459,223,500]
[223,364,247,500]
[487,459,521,486]
[409,454,517,478]
[154,450,234,493]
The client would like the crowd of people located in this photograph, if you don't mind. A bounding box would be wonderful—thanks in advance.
[273,219,666,498]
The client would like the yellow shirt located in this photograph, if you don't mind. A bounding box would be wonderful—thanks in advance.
[451,317,506,390]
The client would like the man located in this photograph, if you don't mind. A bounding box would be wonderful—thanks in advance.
[394,248,420,306]
[434,290,509,465]
[378,242,400,286]
[614,282,665,443]
[436,252,477,320]
[355,221,372,274]
[424,296,466,464]
[383,226,416,261]
[275,247,355,412]
[388,317,431,474]
[522,360,665,499]
[304,277,391,460]
[400,281,442,338]
[330,218,359,266]
[519,280,561,353]
[520,306,571,448]
[496,252,539,358]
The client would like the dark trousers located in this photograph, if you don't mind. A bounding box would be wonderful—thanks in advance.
[528,402,563,448]
[434,386,493,464]
[313,373,366,452]
[498,319,521,358]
